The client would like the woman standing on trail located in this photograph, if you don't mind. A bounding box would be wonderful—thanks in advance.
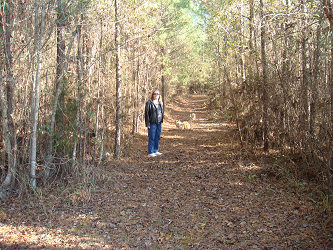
[145,90,164,157]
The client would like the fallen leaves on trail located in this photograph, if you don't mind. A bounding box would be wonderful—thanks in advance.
[0,95,330,249]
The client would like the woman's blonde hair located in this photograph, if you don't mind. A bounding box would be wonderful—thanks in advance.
[150,90,162,102]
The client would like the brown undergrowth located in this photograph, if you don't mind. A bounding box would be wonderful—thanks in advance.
[0,95,331,249]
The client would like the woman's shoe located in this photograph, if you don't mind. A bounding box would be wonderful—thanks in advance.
[148,153,156,157]
[154,152,162,156]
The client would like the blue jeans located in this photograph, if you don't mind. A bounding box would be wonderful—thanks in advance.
[148,123,161,154]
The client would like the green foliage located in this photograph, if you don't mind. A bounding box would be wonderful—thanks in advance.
[248,174,257,180]
[148,0,209,89]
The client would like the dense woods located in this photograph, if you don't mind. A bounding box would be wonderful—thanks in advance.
[0,0,204,196]
[0,0,332,207]
[203,0,333,196]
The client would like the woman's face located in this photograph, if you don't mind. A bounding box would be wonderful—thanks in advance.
[153,92,159,100]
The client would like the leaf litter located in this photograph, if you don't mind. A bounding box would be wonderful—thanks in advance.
[0,95,331,249]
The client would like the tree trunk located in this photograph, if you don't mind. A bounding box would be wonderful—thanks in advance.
[135,61,140,133]
[323,0,333,28]
[248,0,254,52]
[55,0,66,145]
[44,27,77,180]
[0,70,14,197]
[161,46,165,107]
[327,34,333,192]
[321,0,333,192]
[301,0,309,139]
[247,0,255,96]
[95,19,105,165]
[114,0,122,159]
[323,0,333,193]
[72,14,84,169]
[216,38,223,94]
[1,0,17,192]
[240,0,246,84]
[144,56,149,107]
[224,66,243,147]
[280,0,290,147]
[132,44,138,135]
[97,19,105,165]
[260,0,269,151]
[30,0,46,189]
[309,20,321,136]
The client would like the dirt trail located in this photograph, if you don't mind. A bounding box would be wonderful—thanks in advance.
[110,95,326,248]
[0,95,328,249]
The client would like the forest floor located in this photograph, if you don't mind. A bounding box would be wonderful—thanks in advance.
[0,94,331,249]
